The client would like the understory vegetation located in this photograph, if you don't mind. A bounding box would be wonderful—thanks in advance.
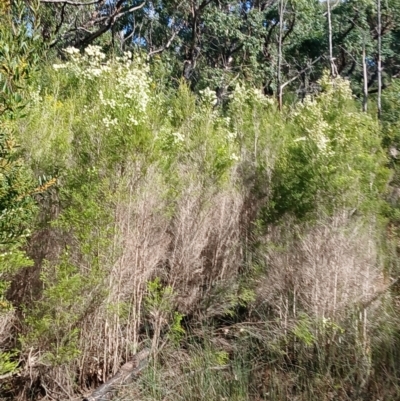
[2,1,400,400]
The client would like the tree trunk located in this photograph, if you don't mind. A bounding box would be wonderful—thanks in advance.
[362,36,368,112]
[277,0,285,110]
[327,0,336,77]
[377,0,382,119]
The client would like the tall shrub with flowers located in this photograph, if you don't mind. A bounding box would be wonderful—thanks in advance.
[19,46,155,365]
[9,47,392,401]
[265,72,389,222]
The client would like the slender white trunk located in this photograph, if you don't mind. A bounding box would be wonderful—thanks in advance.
[277,0,285,110]
[327,0,336,77]
[377,0,382,119]
[333,270,338,315]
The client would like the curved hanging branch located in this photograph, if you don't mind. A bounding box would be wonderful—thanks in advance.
[40,0,103,5]
[76,0,145,47]
[44,0,146,49]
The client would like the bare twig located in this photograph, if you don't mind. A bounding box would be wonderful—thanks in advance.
[281,56,322,90]
[0,371,15,380]
[114,2,146,20]
[149,28,181,56]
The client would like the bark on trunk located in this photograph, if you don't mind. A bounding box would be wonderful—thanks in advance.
[362,37,368,112]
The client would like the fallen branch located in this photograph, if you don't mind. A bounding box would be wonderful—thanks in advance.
[82,348,150,401]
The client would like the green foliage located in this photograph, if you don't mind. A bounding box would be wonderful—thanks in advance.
[167,312,186,345]
[135,335,250,401]
[0,129,36,273]
[0,0,42,115]
[0,0,42,272]
[264,72,389,223]
[292,314,315,346]
[145,278,185,345]
[21,256,103,365]
[0,350,18,377]
[0,1,48,379]
[222,285,256,317]
[7,41,396,400]
[145,278,174,313]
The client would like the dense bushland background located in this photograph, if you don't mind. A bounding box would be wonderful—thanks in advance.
[1,0,400,400]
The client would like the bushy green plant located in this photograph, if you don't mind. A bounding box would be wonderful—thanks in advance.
[265,72,389,223]
[21,255,104,365]
[0,0,43,284]
[0,0,47,379]
[0,349,18,377]
[145,278,185,347]
[8,42,395,401]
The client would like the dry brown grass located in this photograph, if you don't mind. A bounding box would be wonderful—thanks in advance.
[6,166,397,401]
[257,212,385,320]
[13,162,246,399]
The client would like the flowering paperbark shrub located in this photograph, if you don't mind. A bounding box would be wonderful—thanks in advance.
[13,47,246,394]
[265,72,388,222]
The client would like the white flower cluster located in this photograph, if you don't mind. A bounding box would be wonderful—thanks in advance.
[319,71,353,100]
[65,46,80,56]
[53,46,151,130]
[85,45,106,60]
[115,51,134,64]
[99,90,117,109]
[171,131,184,142]
[30,86,42,104]
[81,46,111,79]
[156,126,186,153]
[293,95,334,157]
[311,122,331,154]
[218,115,240,163]
[53,64,66,70]
[115,62,151,118]
[102,116,118,128]
[53,46,111,79]
[224,117,236,143]
[252,88,275,106]
[231,83,247,103]
[199,87,218,107]
[291,71,357,158]
[53,47,81,70]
